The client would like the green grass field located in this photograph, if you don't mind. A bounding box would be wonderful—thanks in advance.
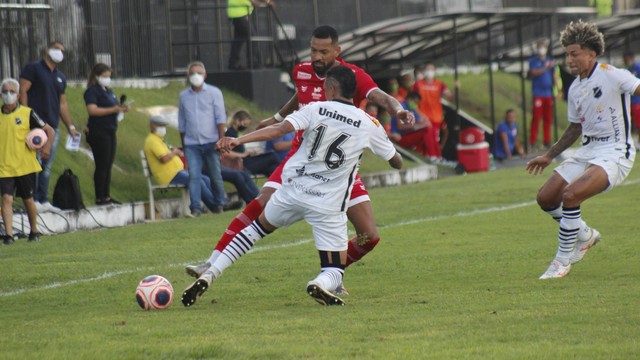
[1,162,639,359]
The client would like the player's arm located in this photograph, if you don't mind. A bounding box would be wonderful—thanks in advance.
[218,121,295,152]
[388,152,403,170]
[30,110,54,159]
[367,88,415,125]
[633,84,640,97]
[257,92,300,129]
[526,122,581,175]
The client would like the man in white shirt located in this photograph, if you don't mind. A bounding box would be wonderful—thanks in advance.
[182,66,403,306]
[526,20,640,279]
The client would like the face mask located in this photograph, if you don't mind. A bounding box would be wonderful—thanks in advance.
[237,125,247,132]
[408,101,418,110]
[154,126,167,137]
[97,76,111,88]
[424,70,435,80]
[389,84,399,93]
[1,91,18,105]
[189,73,205,87]
[48,48,64,63]
[538,48,547,57]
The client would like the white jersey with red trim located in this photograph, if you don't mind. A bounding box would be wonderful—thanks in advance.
[568,62,640,160]
[282,100,395,213]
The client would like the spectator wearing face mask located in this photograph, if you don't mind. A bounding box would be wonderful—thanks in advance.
[84,63,129,205]
[178,61,227,217]
[412,63,454,160]
[528,39,556,150]
[19,41,79,212]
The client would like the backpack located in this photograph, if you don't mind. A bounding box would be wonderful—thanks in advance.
[52,168,85,211]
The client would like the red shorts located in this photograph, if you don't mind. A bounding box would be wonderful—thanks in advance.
[264,161,370,206]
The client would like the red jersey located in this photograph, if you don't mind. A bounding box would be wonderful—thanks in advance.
[287,58,379,153]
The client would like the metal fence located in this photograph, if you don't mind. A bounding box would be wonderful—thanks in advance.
[1,0,601,80]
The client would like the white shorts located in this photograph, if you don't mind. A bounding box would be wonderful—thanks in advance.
[264,189,348,252]
[555,147,634,191]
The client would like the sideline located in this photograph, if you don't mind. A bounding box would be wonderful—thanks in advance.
[2,177,639,298]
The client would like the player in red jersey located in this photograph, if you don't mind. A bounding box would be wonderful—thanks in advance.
[186,25,414,291]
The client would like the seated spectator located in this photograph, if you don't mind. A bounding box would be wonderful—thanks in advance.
[389,92,433,157]
[143,115,244,214]
[265,132,294,162]
[494,109,525,161]
[225,110,280,176]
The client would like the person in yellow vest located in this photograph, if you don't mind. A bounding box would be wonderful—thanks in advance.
[227,0,275,70]
[0,78,55,244]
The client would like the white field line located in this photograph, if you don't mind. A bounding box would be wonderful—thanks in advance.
[3,177,639,297]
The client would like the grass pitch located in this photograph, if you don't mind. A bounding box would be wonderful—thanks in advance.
[1,164,639,359]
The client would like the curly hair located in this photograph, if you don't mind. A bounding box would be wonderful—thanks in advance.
[560,20,605,56]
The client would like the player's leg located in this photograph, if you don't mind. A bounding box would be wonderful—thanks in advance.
[540,165,609,279]
[19,174,41,241]
[542,97,554,147]
[306,210,348,306]
[345,178,379,267]
[0,178,16,244]
[182,210,278,307]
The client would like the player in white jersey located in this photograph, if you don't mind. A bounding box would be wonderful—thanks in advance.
[526,20,640,279]
[182,66,403,306]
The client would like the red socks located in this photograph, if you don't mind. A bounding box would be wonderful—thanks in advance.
[346,236,380,267]
[214,199,264,252]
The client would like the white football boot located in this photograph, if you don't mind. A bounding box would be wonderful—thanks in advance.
[539,259,571,279]
[570,227,601,264]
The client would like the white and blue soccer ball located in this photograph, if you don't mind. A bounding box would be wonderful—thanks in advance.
[135,275,174,311]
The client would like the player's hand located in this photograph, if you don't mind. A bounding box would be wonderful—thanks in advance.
[257,118,277,130]
[216,137,240,153]
[525,155,552,176]
[41,146,51,160]
[396,109,415,125]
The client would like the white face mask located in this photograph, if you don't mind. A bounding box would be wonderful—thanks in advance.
[154,126,167,137]
[189,73,205,88]
[48,48,64,63]
[1,91,18,105]
[538,48,547,57]
[97,76,111,88]
[424,69,436,80]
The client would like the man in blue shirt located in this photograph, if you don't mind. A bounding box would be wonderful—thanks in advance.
[178,61,227,216]
[265,132,294,162]
[528,40,556,149]
[494,109,525,161]
[623,52,640,140]
[19,41,79,212]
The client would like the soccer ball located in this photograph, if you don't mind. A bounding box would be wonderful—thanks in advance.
[135,275,174,311]
[26,128,48,150]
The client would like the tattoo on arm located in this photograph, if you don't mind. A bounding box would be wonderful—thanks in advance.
[547,122,581,158]
[368,89,402,115]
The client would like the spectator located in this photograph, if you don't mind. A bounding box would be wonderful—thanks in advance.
[397,72,415,102]
[84,63,129,205]
[494,109,525,161]
[0,78,55,244]
[224,110,280,176]
[389,91,433,157]
[264,132,293,162]
[19,41,79,212]
[178,61,227,217]
[528,39,556,149]
[227,0,274,70]
[387,78,403,102]
[623,52,640,139]
[412,63,454,160]
[144,116,247,214]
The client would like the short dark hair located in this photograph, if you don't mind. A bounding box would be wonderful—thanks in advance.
[87,63,112,87]
[505,108,515,115]
[326,66,356,99]
[312,25,339,44]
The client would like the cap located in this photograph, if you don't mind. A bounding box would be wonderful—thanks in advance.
[149,115,169,125]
